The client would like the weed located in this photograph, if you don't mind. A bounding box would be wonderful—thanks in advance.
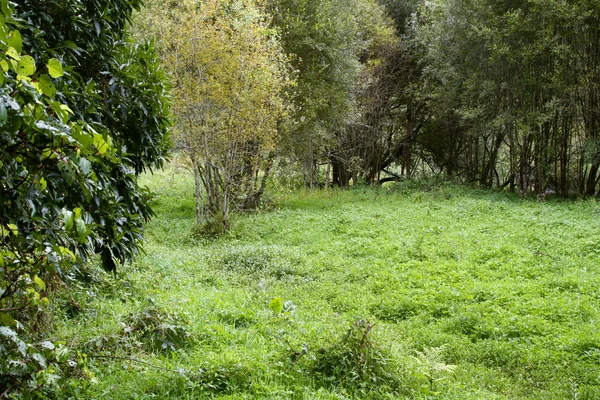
[122,307,194,353]
[310,320,400,391]
[411,345,457,393]
[52,164,600,399]
[369,297,421,322]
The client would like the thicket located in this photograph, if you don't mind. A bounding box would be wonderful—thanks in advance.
[135,0,600,233]
[0,0,169,396]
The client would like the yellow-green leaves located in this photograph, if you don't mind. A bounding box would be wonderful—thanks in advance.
[16,55,35,76]
[269,297,284,315]
[1,223,18,237]
[38,177,47,191]
[38,74,56,98]
[5,46,19,61]
[7,29,21,53]
[47,58,63,78]
[33,274,46,291]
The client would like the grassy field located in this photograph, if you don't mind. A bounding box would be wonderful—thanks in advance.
[56,165,600,399]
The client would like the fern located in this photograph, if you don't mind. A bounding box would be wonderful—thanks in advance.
[412,345,457,392]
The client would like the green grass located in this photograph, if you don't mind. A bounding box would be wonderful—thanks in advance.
[56,165,600,399]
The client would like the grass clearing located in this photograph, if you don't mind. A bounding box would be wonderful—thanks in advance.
[56,165,600,399]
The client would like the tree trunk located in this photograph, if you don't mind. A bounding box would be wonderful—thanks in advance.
[191,152,204,225]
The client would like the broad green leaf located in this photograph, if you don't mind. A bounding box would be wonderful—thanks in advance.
[7,224,17,236]
[32,353,47,369]
[269,297,283,314]
[7,30,21,54]
[41,147,53,159]
[63,210,74,230]
[38,74,56,98]
[38,177,47,191]
[0,0,10,17]
[79,157,92,175]
[47,58,63,78]
[59,246,76,261]
[0,313,16,327]
[73,207,81,219]
[0,326,26,356]
[0,102,7,127]
[33,275,46,291]
[60,104,74,114]
[39,341,55,351]
[16,55,35,76]
[93,133,109,155]
[75,218,86,238]
[5,46,19,61]
[0,59,8,72]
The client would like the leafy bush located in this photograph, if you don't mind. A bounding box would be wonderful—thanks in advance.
[0,0,170,395]
[0,332,91,399]
[214,245,307,280]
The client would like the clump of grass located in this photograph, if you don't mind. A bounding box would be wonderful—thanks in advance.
[121,307,195,353]
[213,245,307,281]
[310,320,401,391]
[369,297,422,323]
[191,361,253,393]
[191,212,228,238]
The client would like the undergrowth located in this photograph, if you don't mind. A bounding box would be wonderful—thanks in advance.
[51,165,600,399]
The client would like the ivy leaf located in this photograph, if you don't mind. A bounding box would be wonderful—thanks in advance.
[16,55,35,76]
[47,58,63,78]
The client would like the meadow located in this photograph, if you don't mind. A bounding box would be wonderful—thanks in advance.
[56,165,600,399]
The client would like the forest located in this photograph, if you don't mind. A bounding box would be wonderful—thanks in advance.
[1,0,599,398]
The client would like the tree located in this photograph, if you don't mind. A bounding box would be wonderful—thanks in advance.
[410,0,600,195]
[268,0,397,187]
[0,0,170,394]
[139,0,291,231]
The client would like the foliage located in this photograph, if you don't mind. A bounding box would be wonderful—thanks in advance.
[138,0,291,231]
[410,0,600,194]
[266,0,399,187]
[122,307,194,353]
[47,166,600,398]
[411,345,457,394]
[310,320,400,391]
[0,0,170,396]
